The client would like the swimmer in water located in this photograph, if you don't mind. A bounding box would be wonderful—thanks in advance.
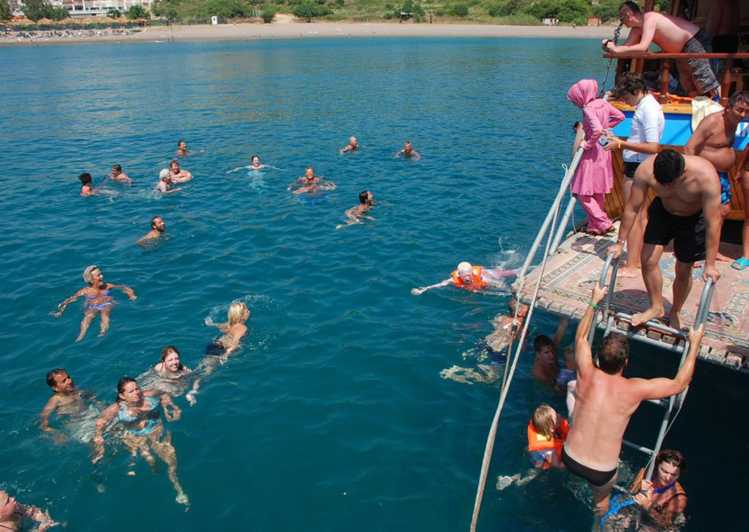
[249,154,265,170]
[291,166,336,195]
[176,139,188,157]
[411,261,516,295]
[152,346,199,406]
[396,140,421,160]
[340,136,359,154]
[40,368,98,444]
[204,301,250,359]
[337,190,375,229]
[0,490,58,532]
[169,159,192,183]
[93,377,189,505]
[79,172,94,196]
[137,216,166,245]
[110,164,132,184]
[53,265,137,342]
[156,169,181,194]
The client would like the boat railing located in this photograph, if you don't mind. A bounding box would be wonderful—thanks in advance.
[604,51,749,104]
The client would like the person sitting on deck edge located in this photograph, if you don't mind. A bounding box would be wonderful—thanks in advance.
[411,261,516,295]
[604,1,720,98]
[611,150,721,329]
[562,283,703,527]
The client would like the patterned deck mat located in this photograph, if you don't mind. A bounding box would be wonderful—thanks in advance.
[514,226,749,373]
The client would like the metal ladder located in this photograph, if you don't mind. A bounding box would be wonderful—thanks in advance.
[589,254,715,480]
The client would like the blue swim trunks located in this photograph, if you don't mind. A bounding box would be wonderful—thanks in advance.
[719,172,732,205]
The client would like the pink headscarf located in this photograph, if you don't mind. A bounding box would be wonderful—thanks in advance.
[567,79,599,109]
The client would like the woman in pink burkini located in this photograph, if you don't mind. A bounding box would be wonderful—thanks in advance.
[567,79,625,235]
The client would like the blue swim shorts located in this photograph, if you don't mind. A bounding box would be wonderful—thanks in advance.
[719,172,732,205]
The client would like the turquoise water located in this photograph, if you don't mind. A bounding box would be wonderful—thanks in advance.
[1,37,746,531]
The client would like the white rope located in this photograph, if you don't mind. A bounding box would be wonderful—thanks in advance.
[469,193,562,532]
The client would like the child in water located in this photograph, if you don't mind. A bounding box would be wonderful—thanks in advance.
[567,79,625,235]
[497,404,569,490]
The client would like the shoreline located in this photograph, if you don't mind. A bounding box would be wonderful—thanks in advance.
[0,21,617,46]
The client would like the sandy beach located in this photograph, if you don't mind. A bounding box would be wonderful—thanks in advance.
[0,21,617,46]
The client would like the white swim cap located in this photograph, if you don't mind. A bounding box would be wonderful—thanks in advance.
[82,264,99,284]
[457,262,472,275]
[159,169,169,179]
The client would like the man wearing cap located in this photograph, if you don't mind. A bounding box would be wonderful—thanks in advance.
[411,261,516,296]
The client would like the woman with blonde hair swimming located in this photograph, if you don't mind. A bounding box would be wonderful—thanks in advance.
[52,265,137,341]
[93,377,189,505]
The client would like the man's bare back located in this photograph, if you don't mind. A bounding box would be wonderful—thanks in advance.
[618,11,698,53]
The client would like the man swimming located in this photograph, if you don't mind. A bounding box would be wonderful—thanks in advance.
[137,216,166,244]
[169,160,192,183]
[337,190,375,228]
[340,136,359,154]
[396,140,421,160]
[291,166,336,195]
[110,164,132,184]
[411,261,516,295]
[249,154,265,170]
[39,369,98,443]
[79,172,94,196]
[176,139,188,157]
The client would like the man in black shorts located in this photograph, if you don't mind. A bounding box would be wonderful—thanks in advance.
[611,150,722,329]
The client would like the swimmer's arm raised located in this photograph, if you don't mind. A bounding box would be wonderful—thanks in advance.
[575,285,607,378]
[411,279,452,296]
[92,403,119,463]
[53,288,86,317]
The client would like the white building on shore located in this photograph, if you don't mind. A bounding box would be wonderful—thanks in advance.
[12,0,154,18]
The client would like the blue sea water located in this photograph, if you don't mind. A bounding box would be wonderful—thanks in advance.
[0,37,746,531]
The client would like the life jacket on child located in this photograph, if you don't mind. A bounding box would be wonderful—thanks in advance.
[527,418,569,470]
[451,266,487,291]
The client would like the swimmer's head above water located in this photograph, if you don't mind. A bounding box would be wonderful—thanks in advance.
[456,261,474,282]
[250,154,262,167]
[117,377,142,403]
[228,301,250,325]
[0,491,18,521]
[79,172,92,186]
[177,139,187,152]
[160,346,185,372]
[169,160,181,174]
[82,265,103,286]
[359,190,374,205]
[151,216,166,233]
[46,368,75,393]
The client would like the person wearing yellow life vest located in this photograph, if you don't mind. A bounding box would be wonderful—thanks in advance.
[411,261,516,296]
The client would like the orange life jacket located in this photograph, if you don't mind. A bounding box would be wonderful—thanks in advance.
[451,266,487,291]
[527,418,569,470]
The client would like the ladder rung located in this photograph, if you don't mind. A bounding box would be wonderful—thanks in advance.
[615,312,685,337]
[623,439,654,455]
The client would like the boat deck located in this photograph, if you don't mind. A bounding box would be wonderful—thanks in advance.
[514,226,749,373]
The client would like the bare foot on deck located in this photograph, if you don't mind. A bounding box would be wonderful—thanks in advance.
[618,266,640,279]
[631,306,664,327]
[717,252,732,263]
[667,311,681,331]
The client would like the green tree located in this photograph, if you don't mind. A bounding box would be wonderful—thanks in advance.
[107,7,122,18]
[449,3,468,17]
[22,0,52,21]
[152,0,178,21]
[0,0,12,21]
[592,0,619,22]
[126,5,148,19]
[261,3,276,22]
[48,6,69,19]
[293,0,330,22]
[487,0,526,18]
[528,0,590,24]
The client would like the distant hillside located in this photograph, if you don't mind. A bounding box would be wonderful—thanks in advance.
[147,0,628,26]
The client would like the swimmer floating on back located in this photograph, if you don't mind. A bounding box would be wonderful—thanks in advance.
[53,265,137,342]
[137,216,166,245]
[337,190,375,229]
[290,166,336,195]
[93,377,189,506]
[411,261,516,295]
